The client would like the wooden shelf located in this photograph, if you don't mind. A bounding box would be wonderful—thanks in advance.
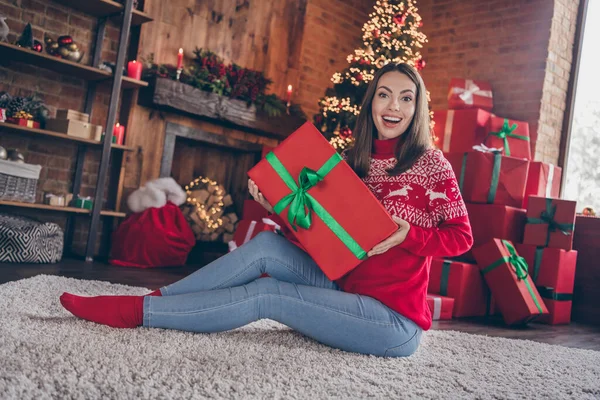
[0,200,126,218]
[0,122,136,152]
[0,43,148,89]
[122,76,148,89]
[52,0,153,26]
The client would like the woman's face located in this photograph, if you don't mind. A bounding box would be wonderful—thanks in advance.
[371,71,417,141]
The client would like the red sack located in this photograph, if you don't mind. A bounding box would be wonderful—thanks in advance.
[110,202,195,268]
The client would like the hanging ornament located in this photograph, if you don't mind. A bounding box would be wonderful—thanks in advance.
[372,29,380,38]
[416,58,426,71]
[417,20,423,28]
[32,40,43,52]
[355,73,363,82]
[393,13,407,26]
[359,58,371,66]
[339,127,352,139]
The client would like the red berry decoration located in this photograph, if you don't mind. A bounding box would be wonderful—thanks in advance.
[57,35,73,46]
[393,13,407,26]
[32,40,43,53]
[416,58,426,71]
[340,127,352,139]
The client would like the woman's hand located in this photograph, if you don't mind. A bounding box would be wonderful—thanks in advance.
[248,179,274,213]
[367,216,411,257]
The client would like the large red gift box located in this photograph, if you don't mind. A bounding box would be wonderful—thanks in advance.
[466,203,527,248]
[474,239,548,325]
[247,122,398,280]
[428,259,488,317]
[485,117,531,160]
[427,294,454,320]
[433,109,491,153]
[228,218,282,252]
[523,196,576,251]
[515,243,577,324]
[446,150,529,208]
[447,78,493,111]
[523,162,562,208]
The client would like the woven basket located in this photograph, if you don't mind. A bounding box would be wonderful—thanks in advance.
[0,159,42,203]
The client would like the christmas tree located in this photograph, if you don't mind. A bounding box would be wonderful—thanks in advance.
[313,0,428,151]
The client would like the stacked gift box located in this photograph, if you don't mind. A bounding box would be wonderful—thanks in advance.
[227,199,283,252]
[427,78,578,325]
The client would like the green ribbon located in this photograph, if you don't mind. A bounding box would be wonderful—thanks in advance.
[481,240,545,314]
[265,151,367,260]
[533,246,544,282]
[537,286,573,301]
[526,198,574,246]
[487,119,530,157]
[440,260,452,296]
[458,151,500,204]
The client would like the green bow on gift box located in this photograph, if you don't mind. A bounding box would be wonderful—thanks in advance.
[481,240,545,314]
[527,198,574,247]
[265,151,367,260]
[487,119,529,157]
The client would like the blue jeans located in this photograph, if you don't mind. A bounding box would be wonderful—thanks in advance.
[144,231,422,357]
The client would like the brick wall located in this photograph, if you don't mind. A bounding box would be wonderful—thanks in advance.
[0,0,121,255]
[295,0,373,119]
[537,0,580,163]
[419,0,580,164]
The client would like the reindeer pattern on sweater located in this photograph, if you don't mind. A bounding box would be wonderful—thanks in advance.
[364,149,468,229]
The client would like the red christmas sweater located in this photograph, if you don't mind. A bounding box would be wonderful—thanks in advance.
[272,138,473,330]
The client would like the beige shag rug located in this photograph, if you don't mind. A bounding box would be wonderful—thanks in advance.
[1,275,599,399]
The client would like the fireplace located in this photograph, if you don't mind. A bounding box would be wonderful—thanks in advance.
[160,122,263,259]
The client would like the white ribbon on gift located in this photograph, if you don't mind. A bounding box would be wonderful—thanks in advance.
[431,295,442,320]
[442,110,455,153]
[228,218,281,252]
[472,143,504,153]
[546,163,555,198]
[451,79,493,105]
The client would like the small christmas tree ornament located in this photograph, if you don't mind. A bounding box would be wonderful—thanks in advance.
[16,23,34,49]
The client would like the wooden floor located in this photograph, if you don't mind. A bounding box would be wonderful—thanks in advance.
[2,258,599,352]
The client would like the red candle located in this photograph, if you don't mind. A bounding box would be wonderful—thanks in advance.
[113,123,125,145]
[286,84,293,105]
[127,60,142,80]
[177,48,183,70]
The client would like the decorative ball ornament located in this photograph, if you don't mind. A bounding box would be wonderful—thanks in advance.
[372,29,380,38]
[0,145,7,160]
[582,207,596,217]
[7,149,24,163]
[416,58,426,71]
[57,35,73,46]
[393,13,407,26]
[355,73,363,82]
[339,127,352,139]
[32,40,43,52]
[417,20,423,28]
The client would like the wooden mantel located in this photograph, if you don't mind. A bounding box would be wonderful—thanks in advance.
[139,77,306,140]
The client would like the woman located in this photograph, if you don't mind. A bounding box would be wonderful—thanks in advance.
[60,63,472,357]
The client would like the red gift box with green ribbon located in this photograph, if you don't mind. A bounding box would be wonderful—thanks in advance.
[433,109,491,153]
[428,259,488,317]
[485,117,531,160]
[427,294,455,320]
[474,239,548,325]
[446,147,529,208]
[523,162,562,208]
[514,243,577,324]
[247,122,398,280]
[523,196,576,251]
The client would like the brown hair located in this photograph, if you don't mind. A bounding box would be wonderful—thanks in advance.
[346,63,432,178]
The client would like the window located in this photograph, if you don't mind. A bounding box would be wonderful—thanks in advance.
[563,0,599,213]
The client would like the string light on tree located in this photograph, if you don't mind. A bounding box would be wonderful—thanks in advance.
[313,0,435,151]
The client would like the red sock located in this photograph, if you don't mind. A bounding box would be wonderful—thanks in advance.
[60,292,144,328]
[147,289,162,296]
